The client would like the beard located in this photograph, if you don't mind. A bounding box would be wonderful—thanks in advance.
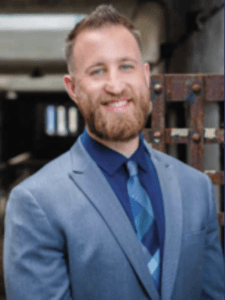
[75,88,150,142]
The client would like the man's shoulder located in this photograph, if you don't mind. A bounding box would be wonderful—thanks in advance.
[11,136,89,196]
[144,141,210,184]
[16,149,72,193]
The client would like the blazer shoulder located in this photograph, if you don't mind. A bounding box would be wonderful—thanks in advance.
[147,143,210,184]
[14,149,72,193]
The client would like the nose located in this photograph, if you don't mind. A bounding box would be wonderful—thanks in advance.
[104,70,126,95]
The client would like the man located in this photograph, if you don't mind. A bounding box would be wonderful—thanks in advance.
[4,5,224,300]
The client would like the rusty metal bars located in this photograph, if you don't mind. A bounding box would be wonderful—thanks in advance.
[143,73,224,226]
[144,74,224,183]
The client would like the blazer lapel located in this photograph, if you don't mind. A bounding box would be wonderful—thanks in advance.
[69,137,160,300]
[144,141,183,300]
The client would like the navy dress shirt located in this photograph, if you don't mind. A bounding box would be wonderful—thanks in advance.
[81,128,165,290]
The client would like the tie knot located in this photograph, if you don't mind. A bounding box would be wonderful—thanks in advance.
[126,160,138,177]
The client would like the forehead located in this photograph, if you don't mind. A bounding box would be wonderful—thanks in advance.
[72,25,142,70]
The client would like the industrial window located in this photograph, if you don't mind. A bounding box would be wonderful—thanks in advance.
[45,105,78,136]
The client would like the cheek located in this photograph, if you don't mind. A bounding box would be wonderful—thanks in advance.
[81,81,104,98]
[128,74,147,89]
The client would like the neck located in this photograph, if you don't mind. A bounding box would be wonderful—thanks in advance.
[86,128,140,158]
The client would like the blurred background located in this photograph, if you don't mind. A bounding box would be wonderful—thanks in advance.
[0,0,224,298]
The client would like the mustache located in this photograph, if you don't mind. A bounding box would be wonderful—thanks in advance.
[98,91,136,104]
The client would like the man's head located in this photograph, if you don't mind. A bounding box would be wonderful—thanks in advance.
[64,5,142,73]
[64,5,150,142]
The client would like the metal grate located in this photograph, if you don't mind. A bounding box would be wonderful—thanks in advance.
[143,74,224,227]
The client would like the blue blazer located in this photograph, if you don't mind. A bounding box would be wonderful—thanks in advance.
[4,137,224,300]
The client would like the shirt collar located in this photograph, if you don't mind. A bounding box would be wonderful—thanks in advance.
[81,127,149,176]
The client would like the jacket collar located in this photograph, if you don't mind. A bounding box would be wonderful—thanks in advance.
[80,128,148,175]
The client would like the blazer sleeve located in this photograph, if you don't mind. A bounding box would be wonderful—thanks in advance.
[200,176,224,299]
[3,186,72,300]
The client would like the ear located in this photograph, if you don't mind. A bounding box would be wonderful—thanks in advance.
[143,63,152,114]
[63,74,78,105]
[143,62,150,88]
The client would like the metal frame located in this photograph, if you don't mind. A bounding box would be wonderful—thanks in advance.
[143,74,224,226]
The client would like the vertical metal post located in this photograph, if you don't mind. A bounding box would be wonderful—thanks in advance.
[189,76,205,171]
[151,74,166,152]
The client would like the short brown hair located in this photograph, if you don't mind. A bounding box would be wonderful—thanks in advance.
[64,4,142,72]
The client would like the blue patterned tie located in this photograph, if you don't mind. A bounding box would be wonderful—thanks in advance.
[126,160,160,290]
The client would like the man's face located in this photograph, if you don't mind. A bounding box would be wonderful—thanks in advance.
[64,25,150,141]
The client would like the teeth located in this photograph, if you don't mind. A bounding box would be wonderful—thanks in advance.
[108,101,128,107]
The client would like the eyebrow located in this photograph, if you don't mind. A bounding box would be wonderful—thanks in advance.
[85,57,138,73]
[119,57,138,64]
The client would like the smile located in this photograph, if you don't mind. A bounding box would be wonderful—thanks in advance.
[102,100,132,112]
[105,100,129,107]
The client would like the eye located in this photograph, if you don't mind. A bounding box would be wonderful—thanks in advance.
[121,64,134,70]
[90,69,104,76]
